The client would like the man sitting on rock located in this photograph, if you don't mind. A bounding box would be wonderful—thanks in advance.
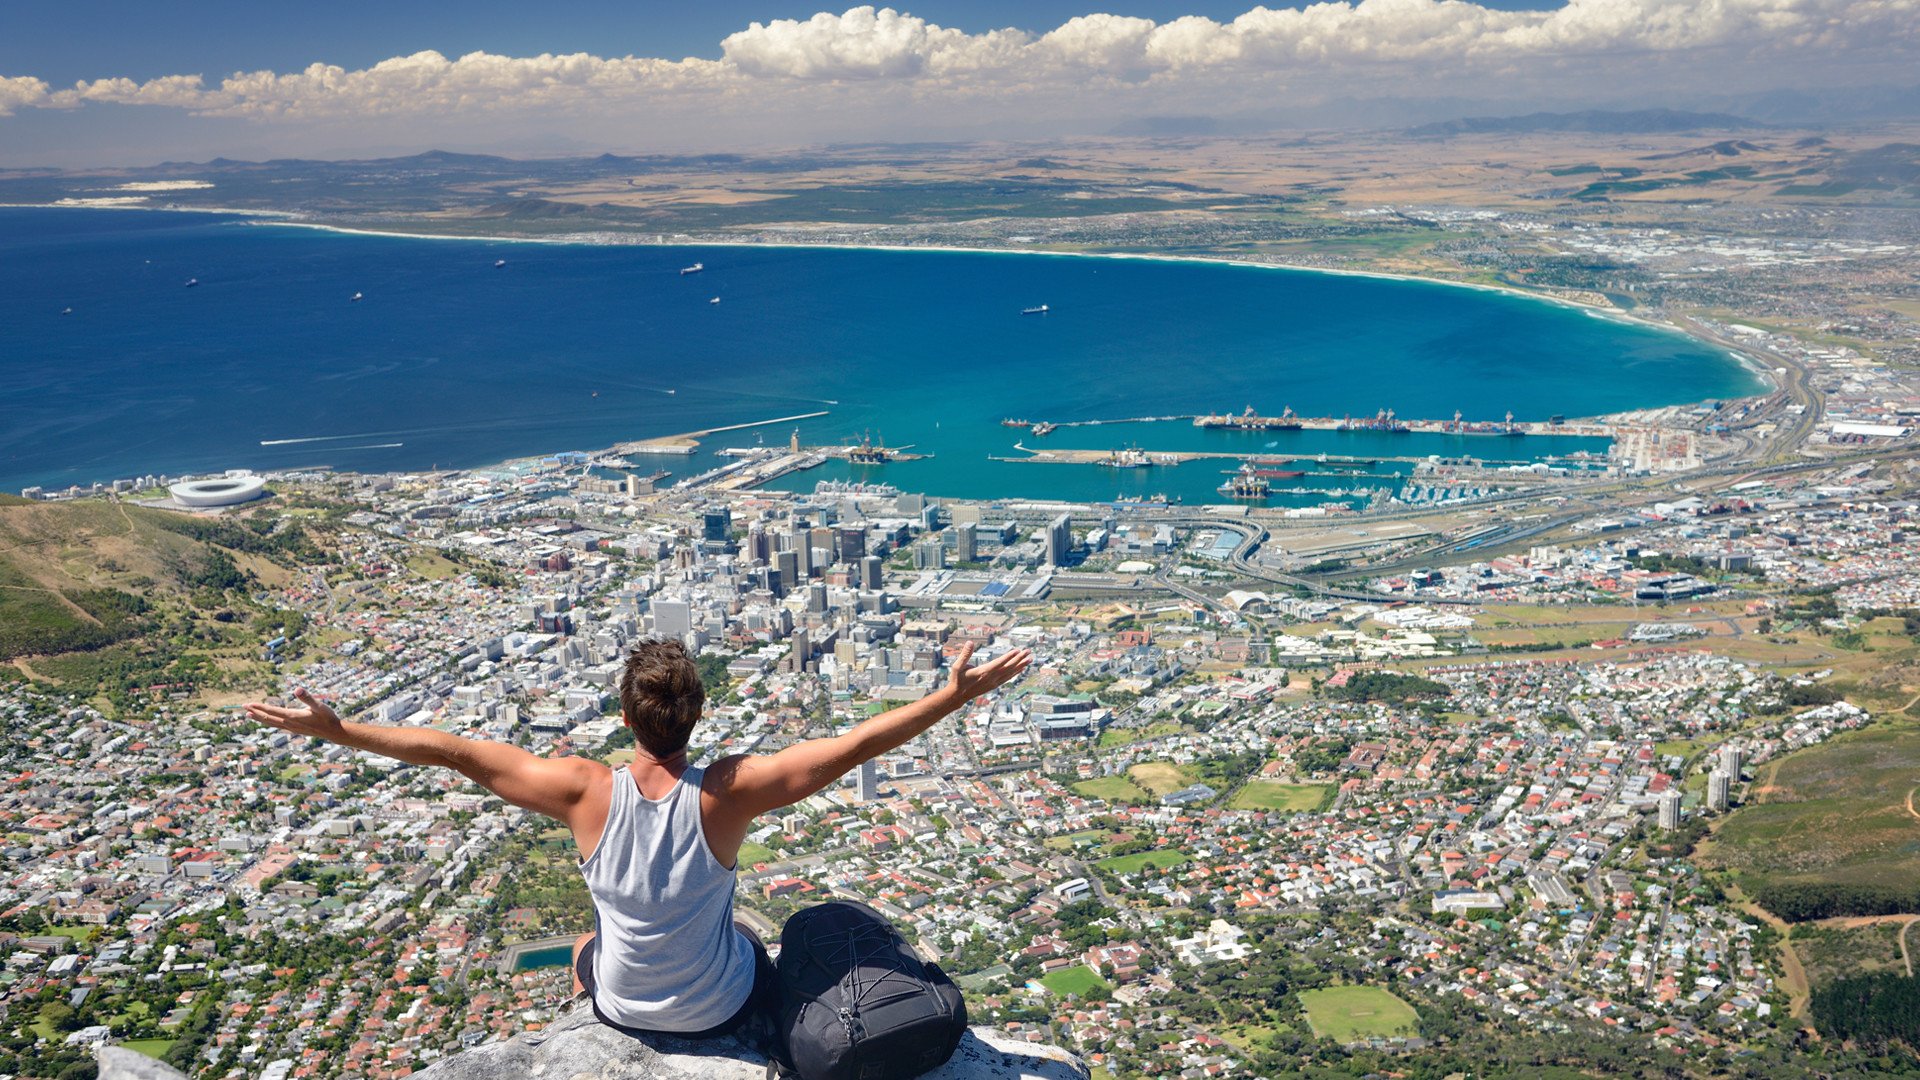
[245,637,1030,1041]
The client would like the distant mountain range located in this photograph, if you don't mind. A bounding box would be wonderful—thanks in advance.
[1409,109,1764,137]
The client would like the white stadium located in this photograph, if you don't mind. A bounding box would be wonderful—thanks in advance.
[168,473,267,507]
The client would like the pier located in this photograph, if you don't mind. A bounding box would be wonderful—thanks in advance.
[992,447,1417,467]
[617,410,833,457]
[1009,410,1615,440]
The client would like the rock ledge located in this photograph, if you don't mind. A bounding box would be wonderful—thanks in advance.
[98,996,1090,1080]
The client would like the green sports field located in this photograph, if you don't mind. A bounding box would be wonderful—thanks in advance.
[1228,781,1333,812]
[1039,965,1110,998]
[1096,848,1189,874]
[1297,986,1419,1042]
[1073,776,1150,804]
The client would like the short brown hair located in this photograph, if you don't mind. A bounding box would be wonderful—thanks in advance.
[618,638,705,758]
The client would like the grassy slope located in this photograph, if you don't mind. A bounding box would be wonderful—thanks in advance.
[1700,720,1920,892]
[0,499,302,705]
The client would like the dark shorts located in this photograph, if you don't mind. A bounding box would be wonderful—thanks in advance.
[576,923,779,1040]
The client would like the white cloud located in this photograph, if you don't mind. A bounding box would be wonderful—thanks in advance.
[721,7,1030,79]
[0,75,50,115]
[3,0,1916,127]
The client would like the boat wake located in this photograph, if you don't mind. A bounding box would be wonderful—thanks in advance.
[260,433,399,446]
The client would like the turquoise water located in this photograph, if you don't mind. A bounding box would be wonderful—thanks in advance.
[512,944,575,971]
[0,208,1765,503]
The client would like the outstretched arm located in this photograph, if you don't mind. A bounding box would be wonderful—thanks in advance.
[243,690,604,826]
[704,645,1031,828]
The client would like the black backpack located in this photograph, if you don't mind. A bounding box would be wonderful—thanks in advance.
[773,900,968,1080]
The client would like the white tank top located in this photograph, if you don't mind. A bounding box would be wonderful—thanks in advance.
[579,765,755,1031]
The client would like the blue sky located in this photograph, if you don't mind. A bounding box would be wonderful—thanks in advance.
[8,0,1564,86]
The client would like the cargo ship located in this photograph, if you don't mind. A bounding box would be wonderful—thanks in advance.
[1001,418,1031,428]
[1337,408,1409,433]
[1195,405,1301,430]
[1022,304,1050,315]
[681,263,704,275]
[1300,454,1376,470]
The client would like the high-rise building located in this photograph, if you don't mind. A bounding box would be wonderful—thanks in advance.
[1718,745,1743,780]
[775,551,799,594]
[810,527,836,568]
[652,597,693,638]
[856,760,879,802]
[838,527,867,561]
[956,522,977,563]
[1657,788,1683,830]
[1045,513,1073,567]
[912,539,945,570]
[702,508,732,543]
[786,628,811,674]
[790,527,813,578]
[1706,770,1731,812]
[746,523,771,564]
[861,555,884,591]
[805,583,828,614]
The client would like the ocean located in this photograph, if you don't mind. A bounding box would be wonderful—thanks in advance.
[0,208,1766,505]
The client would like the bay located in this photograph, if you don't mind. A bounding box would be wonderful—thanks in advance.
[0,208,1764,505]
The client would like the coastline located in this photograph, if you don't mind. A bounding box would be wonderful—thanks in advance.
[248,216,1775,399]
[2,204,1773,494]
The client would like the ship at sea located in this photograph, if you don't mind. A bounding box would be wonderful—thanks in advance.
[1195,405,1302,430]
[1001,418,1030,428]
[494,259,506,268]
[1022,304,1049,315]
[681,263,705,275]
[1218,463,1271,499]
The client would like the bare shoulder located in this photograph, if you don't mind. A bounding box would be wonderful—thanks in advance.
[698,752,754,790]
[567,756,616,786]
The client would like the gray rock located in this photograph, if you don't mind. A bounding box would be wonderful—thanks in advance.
[414,995,1089,1080]
[96,1046,189,1080]
[95,997,1089,1080]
